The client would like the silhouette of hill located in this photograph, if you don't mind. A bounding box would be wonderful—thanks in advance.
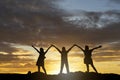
[0,71,119,80]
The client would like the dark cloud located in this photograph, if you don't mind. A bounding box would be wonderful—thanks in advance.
[0,42,32,54]
[0,42,19,53]
[101,41,120,51]
[61,10,120,45]
[0,53,33,63]
[0,53,18,62]
[64,10,120,28]
[0,0,120,46]
[109,0,120,4]
[0,0,71,46]
[91,41,120,62]
[94,52,120,57]
[0,42,33,63]
[93,56,120,62]
[93,51,120,62]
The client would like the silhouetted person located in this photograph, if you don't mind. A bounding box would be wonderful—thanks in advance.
[52,45,75,74]
[75,44,102,73]
[32,45,53,74]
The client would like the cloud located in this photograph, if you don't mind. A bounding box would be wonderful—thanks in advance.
[61,10,120,44]
[0,0,120,46]
[0,0,72,46]
[64,10,120,28]
[102,41,120,51]
[0,53,33,63]
[0,42,33,63]
[0,53,18,62]
[0,42,19,53]
[109,0,120,4]
[93,56,120,62]
[0,62,34,68]
[90,41,120,62]
[94,52,120,57]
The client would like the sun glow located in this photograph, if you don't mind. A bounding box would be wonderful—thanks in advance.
[0,45,120,74]
[44,50,86,74]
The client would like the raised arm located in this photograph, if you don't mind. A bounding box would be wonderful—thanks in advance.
[52,45,61,53]
[67,45,75,53]
[45,45,53,54]
[74,44,84,52]
[91,45,102,51]
[31,45,40,53]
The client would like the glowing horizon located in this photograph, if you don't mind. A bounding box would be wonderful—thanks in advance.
[0,45,120,74]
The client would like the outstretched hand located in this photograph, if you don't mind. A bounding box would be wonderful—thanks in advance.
[99,45,102,48]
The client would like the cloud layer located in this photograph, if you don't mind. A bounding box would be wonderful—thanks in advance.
[109,0,120,4]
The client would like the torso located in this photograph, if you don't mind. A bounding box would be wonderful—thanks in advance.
[61,51,68,60]
[83,50,93,64]
[84,50,92,58]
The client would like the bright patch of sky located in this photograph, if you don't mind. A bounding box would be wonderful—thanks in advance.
[58,0,120,11]
[63,13,120,28]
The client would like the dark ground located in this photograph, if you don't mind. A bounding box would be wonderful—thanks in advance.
[0,71,119,80]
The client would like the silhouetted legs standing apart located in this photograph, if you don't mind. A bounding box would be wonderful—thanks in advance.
[37,66,47,74]
[86,63,98,73]
[91,63,98,73]
[42,66,47,74]
[60,60,70,74]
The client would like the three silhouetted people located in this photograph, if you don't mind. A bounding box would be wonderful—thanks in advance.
[32,44,102,74]
[32,45,52,74]
[52,45,75,74]
[75,44,102,73]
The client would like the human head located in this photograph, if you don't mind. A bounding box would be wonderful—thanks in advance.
[62,47,66,51]
[40,48,44,52]
[85,45,89,50]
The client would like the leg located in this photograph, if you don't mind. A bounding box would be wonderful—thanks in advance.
[60,61,64,74]
[86,64,89,72]
[42,66,47,74]
[65,60,70,73]
[38,66,40,72]
[90,63,98,73]
[84,58,89,72]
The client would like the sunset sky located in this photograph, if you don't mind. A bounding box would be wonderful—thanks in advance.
[0,0,120,74]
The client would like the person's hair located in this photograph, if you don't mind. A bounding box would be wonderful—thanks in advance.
[40,48,44,52]
[62,47,66,50]
[85,45,89,50]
